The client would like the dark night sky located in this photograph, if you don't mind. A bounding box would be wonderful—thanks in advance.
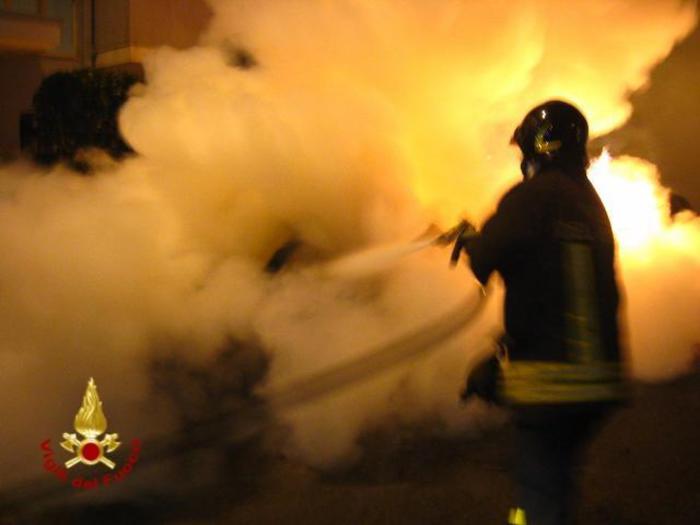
[603,23,700,209]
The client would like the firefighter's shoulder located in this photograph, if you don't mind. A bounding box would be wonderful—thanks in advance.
[498,172,562,211]
[495,179,542,214]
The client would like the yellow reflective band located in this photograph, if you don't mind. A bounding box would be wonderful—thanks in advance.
[561,241,604,363]
[500,361,624,404]
[502,381,624,404]
[508,507,528,525]
[502,361,622,382]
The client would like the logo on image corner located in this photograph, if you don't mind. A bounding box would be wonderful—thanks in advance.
[60,377,121,469]
[40,378,141,489]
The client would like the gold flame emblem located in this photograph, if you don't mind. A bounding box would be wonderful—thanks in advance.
[60,378,121,469]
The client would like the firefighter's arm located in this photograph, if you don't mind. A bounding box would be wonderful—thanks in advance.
[460,185,535,284]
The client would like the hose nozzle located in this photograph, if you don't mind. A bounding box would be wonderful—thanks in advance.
[434,219,478,266]
[434,219,476,245]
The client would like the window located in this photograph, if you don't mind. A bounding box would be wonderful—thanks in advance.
[46,0,75,54]
[1,0,39,15]
[1,0,75,56]
[8,0,39,14]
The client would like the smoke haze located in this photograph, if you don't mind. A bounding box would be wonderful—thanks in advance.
[1,0,698,489]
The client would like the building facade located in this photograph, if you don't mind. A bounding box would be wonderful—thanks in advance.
[0,0,210,160]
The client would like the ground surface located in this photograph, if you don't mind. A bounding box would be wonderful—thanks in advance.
[2,372,699,524]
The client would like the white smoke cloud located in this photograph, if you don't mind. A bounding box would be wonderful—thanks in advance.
[0,0,698,488]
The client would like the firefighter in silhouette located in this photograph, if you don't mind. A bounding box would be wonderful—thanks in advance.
[451,100,626,525]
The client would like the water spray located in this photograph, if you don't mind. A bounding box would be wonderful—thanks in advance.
[274,219,486,404]
[324,219,478,279]
[259,221,487,408]
[275,220,486,403]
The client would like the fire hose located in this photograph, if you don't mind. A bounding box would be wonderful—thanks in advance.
[266,220,483,408]
[266,284,487,411]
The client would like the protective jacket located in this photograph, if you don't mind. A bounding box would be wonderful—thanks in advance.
[466,167,625,404]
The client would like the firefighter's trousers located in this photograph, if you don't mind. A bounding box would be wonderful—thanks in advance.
[510,403,614,525]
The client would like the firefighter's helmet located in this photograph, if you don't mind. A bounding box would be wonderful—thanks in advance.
[511,100,589,177]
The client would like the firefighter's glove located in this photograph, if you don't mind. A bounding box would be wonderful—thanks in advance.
[446,220,477,266]
[436,219,474,245]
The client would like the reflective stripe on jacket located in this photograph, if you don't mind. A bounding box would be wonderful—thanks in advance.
[499,360,624,404]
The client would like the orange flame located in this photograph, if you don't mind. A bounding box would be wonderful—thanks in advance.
[589,150,700,258]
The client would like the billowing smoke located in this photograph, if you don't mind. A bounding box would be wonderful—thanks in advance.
[1,0,698,489]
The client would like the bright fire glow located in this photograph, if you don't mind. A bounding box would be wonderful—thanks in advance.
[589,150,669,251]
[589,150,699,258]
[588,150,700,380]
